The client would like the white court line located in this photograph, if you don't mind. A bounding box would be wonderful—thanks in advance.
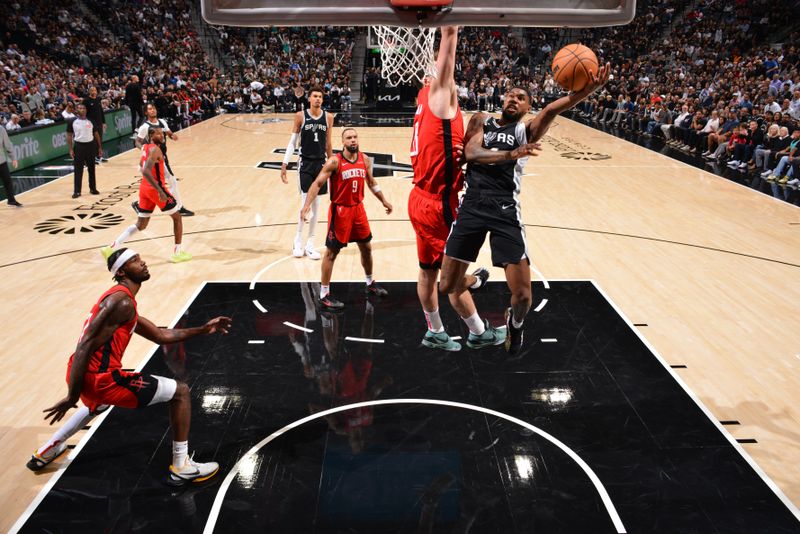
[534,298,549,313]
[591,280,800,524]
[248,239,415,291]
[251,300,267,313]
[283,321,313,333]
[9,281,209,534]
[541,338,558,343]
[201,398,627,534]
[247,340,265,345]
[345,336,384,344]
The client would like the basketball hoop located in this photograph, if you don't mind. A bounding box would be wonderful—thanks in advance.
[371,25,437,87]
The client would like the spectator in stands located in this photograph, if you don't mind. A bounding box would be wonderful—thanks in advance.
[755,124,781,173]
[5,114,22,132]
[125,75,144,130]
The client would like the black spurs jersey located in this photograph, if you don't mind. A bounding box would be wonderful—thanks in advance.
[299,109,328,161]
[466,116,529,196]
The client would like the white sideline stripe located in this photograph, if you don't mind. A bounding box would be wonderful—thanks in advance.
[530,260,550,290]
[202,398,627,534]
[541,338,558,343]
[247,340,265,345]
[283,321,313,333]
[534,298,549,312]
[248,239,415,291]
[9,281,209,534]
[252,300,267,313]
[345,336,384,344]
[590,280,800,524]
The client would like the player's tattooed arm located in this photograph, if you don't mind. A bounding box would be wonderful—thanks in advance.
[465,122,541,163]
[301,156,338,221]
[141,145,167,201]
[134,315,232,345]
[365,156,392,214]
[527,62,611,143]
[281,112,304,184]
[44,293,135,424]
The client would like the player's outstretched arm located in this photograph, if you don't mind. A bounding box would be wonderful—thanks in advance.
[134,315,232,345]
[281,111,303,184]
[464,122,541,164]
[43,293,134,425]
[428,26,459,119]
[527,62,611,143]
[365,156,392,214]
[301,156,338,221]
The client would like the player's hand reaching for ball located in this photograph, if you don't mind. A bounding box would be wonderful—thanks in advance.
[382,200,393,215]
[578,62,611,97]
[204,316,233,335]
[44,396,78,425]
[509,143,541,160]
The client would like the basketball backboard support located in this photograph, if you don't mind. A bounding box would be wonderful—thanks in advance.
[201,0,636,28]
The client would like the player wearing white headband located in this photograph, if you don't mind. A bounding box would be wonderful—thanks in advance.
[28,248,233,487]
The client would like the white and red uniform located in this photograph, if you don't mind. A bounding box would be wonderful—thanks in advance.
[138,143,179,215]
[408,85,465,268]
[326,151,372,249]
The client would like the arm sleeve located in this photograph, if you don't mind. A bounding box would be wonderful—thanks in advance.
[66,119,74,134]
[282,133,299,165]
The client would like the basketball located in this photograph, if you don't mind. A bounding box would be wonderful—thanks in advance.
[551,44,599,92]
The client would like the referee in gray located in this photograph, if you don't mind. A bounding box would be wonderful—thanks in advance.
[1,124,21,206]
[67,103,102,198]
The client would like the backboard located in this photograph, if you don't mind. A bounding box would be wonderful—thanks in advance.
[201,0,636,28]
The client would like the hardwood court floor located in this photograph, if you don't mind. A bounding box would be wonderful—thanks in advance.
[0,113,798,530]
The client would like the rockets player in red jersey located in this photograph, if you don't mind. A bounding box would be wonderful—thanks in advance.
[101,127,192,264]
[29,248,232,486]
[301,127,393,309]
[408,26,505,352]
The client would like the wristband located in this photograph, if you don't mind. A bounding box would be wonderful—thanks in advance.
[371,185,381,193]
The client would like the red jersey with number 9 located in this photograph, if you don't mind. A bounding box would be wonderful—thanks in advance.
[410,86,465,197]
[330,151,367,206]
[68,285,138,374]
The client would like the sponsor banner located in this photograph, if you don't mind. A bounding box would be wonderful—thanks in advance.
[8,109,133,170]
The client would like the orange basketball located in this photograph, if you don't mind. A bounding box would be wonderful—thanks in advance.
[551,44,599,92]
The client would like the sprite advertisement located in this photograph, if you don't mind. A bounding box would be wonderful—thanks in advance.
[8,109,133,170]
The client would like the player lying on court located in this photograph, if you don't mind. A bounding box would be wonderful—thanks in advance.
[440,62,611,354]
[101,127,192,264]
[30,248,232,487]
[408,26,499,353]
[301,127,393,309]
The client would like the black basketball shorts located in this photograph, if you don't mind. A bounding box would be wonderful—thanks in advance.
[444,192,529,267]
[298,158,327,194]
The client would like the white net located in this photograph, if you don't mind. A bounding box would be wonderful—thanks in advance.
[370,26,436,87]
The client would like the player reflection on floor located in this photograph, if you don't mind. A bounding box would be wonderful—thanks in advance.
[288,282,393,454]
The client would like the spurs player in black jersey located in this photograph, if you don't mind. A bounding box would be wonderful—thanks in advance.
[281,86,334,260]
[440,64,610,354]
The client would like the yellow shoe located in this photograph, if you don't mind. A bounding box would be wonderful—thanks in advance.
[766,175,778,182]
[170,251,193,263]
[778,176,789,185]
[100,246,114,260]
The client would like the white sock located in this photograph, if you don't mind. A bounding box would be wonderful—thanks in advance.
[37,406,94,456]
[320,284,330,299]
[112,224,139,248]
[307,196,319,242]
[172,440,188,468]
[295,193,307,244]
[365,275,374,285]
[174,243,182,254]
[424,308,444,333]
[462,311,486,336]
[512,315,524,329]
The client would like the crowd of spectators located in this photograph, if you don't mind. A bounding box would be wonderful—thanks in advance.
[563,0,800,193]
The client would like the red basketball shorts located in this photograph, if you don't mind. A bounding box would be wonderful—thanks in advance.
[70,367,177,414]
[138,185,179,216]
[408,186,458,269]
[326,203,372,249]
